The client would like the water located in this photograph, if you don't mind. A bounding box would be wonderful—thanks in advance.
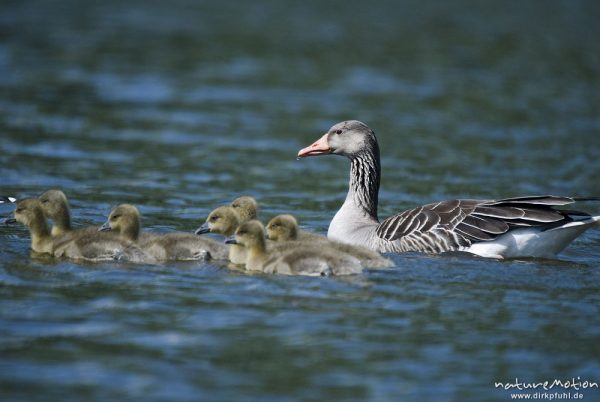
[1,1,600,400]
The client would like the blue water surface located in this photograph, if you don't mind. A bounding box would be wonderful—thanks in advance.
[1,1,600,401]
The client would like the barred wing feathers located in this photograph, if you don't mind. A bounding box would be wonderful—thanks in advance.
[376,196,581,252]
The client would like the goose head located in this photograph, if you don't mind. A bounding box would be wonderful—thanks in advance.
[266,214,298,241]
[6,198,53,253]
[227,220,265,249]
[196,206,240,236]
[100,204,141,241]
[38,189,70,221]
[9,198,46,227]
[297,120,377,159]
[230,196,257,222]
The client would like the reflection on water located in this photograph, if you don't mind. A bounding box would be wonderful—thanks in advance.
[1,1,600,401]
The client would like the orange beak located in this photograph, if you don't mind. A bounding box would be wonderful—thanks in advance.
[297,133,331,158]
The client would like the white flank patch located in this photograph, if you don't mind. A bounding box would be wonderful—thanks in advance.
[465,216,600,258]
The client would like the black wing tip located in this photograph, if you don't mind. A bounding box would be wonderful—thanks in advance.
[491,195,574,205]
[572,197,600,202]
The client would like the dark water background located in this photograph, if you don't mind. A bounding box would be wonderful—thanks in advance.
[1,1,600,400]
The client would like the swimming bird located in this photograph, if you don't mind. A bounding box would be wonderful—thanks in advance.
[266,214,323,242]
[38,189,99,237]
[266,214,393,268]
[195,206,246,264]
[298,120,600,259]
[226,220,363,276]
[7,199,54,254]
[101,204,228,261]
[6,198,146,261]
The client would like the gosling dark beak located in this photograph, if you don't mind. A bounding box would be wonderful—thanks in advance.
[4,217,17,225]
[98,221,112,232]
[195,223,210,235]
[224,235,238,245]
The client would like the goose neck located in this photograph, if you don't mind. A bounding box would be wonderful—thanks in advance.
[246,240,268,271]
[348,148,380,220]
[30,214,53,253]
[52,208,72,236]
[121,220,140,242]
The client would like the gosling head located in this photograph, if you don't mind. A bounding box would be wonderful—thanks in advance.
[100,204,141,241]
[38,189,70,220]
[266,214,298,241]
[230,196,257,223]
[297,120,378,159]
[7,198,46,228]
[226,220,266,249]
[195,206,240,236]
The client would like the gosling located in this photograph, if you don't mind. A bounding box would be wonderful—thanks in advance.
[7,198,147,262]
[266,214,393,268]
[227,220,363,276]
[38,189,100,238]
[102,204,228,261]
[195,206,246,264]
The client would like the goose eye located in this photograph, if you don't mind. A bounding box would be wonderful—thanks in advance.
[41,199,48,204]
[237,230,246,235]
[210,216,219,222]
[111,214,120,220]
[335,129,342,134]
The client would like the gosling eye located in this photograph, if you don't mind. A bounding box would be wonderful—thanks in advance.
[210,216,219,222]
[237,230,247,235]
[335,129,342,135]
[110,214,121,221]
[41,199,49,204]
[15,208,22,213]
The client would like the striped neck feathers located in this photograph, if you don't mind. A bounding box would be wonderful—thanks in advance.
[348,142,380,220]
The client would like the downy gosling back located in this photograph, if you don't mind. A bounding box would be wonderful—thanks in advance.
[102,204,228,261]
[266,214,393,268]
[228,220,363,276]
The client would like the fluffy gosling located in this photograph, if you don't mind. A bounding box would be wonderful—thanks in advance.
[7,198,145,262]
[102,204,228,261]
[195,206,246,264]
[266,214,393,268]
[227,220,363,276]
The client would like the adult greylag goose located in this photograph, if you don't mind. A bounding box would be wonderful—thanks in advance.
[266,214,393,268]
[298,120,600,259]
[195,206,246,264]
[226,220,363,276]
[101,204,228,261]
[6,198,148,262]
